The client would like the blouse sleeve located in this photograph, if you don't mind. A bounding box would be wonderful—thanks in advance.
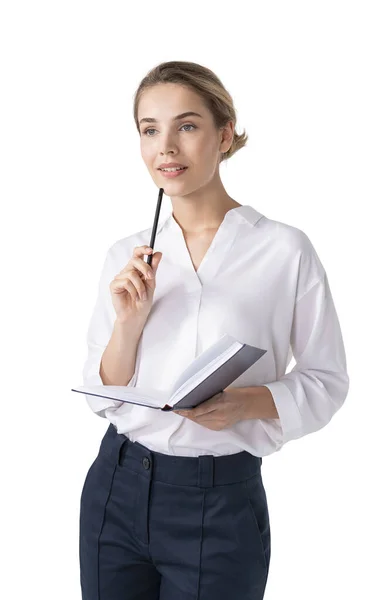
[263,271,349,446]
[82,245,138,418]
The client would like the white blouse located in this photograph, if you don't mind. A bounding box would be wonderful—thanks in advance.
[82,204,349,457]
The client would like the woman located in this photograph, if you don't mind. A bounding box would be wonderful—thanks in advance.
[79,60,349,600]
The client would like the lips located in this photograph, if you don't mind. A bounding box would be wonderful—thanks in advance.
[157,163,187,170]
[158,166,189,178]
[158,167,187,171]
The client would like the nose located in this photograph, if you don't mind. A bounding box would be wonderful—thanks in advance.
[160,144,176,156]
[159,129,178,156]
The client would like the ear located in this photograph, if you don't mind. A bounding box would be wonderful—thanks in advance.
[219,120,235,154]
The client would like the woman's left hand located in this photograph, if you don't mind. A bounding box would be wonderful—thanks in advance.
[173,387,250,431]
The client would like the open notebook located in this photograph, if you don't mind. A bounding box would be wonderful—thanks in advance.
[72,333,267,411]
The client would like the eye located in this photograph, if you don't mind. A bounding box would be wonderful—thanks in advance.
[142,128,156,136]
[141,123,197,136]
[180,123,196,132]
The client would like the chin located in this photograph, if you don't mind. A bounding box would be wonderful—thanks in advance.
[158,178,192,192]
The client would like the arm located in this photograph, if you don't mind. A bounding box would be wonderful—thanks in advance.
[243,273,349,445]
[100,318,145,386]
[240,386,279,419]
[82,245,145,418]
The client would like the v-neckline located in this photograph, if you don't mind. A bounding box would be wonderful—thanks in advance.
[167,206,243,286]
[181,230,217,274]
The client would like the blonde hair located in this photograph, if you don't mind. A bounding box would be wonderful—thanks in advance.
[133,61,248,164]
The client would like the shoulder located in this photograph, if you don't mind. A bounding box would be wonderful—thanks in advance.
[257,214,314,255]
[258,215,326,295]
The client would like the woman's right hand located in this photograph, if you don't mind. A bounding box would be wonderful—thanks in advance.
[110,245,163,322]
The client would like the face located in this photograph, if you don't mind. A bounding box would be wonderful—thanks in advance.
[137,83,233,198]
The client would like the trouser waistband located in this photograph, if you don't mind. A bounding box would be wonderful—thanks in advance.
[98,423,263,489]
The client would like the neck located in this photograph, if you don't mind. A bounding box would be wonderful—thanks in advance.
[170,176,242,235]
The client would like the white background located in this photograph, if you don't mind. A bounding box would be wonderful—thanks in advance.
[1,1,383,598]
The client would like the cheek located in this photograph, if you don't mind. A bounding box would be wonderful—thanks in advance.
[187,143,215,171]
[197,136,219,164]
[140,143,154,166]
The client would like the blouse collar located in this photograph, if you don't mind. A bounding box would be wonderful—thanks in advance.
[157,204,264,235]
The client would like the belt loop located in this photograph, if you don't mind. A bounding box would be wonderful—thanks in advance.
[114,433,128,466]
[198,455,214,488]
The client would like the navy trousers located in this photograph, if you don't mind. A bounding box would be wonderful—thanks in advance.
[79,423,271,599]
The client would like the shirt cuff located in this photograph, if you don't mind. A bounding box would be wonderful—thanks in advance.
[83,348,137,418]
[262,380,303,444]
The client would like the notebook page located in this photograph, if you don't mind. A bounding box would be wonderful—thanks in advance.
[169,342,243,404]
[169,333,237,395]
[71,385,168,406]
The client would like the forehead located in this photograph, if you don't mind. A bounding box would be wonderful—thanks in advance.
[138,83,209,120]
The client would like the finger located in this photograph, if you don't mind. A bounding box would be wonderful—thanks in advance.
[174,409,193,417]
[120,257,154,281]
[175,393,223,417]
[190,393,223,417]
[111,277,140,301]
[133,245,153,258]
[119,246,153,275]
[192,406,217,418]
[127,271,148,301]
[178,412,222,430]
[176,406,215,420]
[114,271,147,300]
[151,252,163,272]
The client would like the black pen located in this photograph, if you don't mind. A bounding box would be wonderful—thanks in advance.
[146,187,164,267]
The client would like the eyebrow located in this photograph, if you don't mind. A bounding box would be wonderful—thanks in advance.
[139,111,203,126]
